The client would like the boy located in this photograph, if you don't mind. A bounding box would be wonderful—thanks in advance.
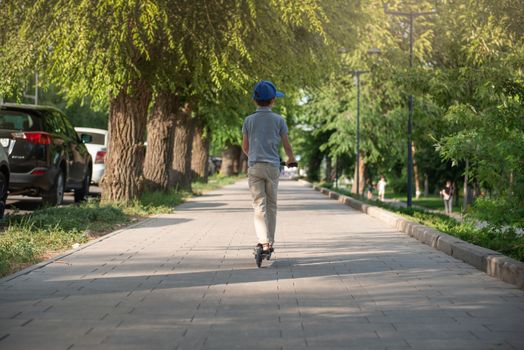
[242,80,296,254]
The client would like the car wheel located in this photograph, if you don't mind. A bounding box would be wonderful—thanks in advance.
[0,172,7,219]
[74,169,91,203]
[42,171,65,206]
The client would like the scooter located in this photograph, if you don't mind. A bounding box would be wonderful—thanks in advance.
[253,244,273,268]
[252,161,297,268]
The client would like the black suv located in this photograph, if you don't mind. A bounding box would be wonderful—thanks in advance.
[0,146,9,217]
[0,104,92,205]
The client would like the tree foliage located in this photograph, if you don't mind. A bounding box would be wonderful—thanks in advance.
[2,0,523,224]
[431,0,524,204]
[295,0,524,224]
[1,0,359,200]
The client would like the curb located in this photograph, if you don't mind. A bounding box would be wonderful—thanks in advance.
[0,217,156,284]
[298,179,524,290]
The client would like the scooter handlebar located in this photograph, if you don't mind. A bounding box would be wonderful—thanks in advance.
[280,161,298,168]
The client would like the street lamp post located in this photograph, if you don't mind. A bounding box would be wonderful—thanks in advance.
[385,4,436,208]
[352,48,380,196]
[23,71,39,105]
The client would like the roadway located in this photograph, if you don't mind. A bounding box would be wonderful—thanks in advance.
[5,185,102,215]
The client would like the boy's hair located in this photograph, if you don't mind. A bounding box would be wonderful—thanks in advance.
[254,99,272,107]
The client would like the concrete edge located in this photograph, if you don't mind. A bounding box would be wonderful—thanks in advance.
[0,216,157,284]
[298,180,524,291]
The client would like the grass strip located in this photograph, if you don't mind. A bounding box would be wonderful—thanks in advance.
[322,184,524,262]
[0,174,243,277]
[387,193,462,213]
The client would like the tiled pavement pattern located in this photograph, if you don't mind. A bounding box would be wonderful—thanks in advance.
[1,180,524,350]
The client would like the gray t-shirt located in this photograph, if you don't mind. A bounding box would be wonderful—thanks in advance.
[242,107,289,168]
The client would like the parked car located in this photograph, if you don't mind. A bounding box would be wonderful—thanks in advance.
[74,127,108,184]
[210,156,222,174]
[208,157,216,176]
[0,104,92,205]
[0,146,9,218]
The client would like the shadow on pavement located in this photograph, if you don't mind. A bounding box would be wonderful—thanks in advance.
[6,244,448,303]
[129,217,194,229]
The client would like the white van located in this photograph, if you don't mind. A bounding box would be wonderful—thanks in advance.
[75,127,108,184]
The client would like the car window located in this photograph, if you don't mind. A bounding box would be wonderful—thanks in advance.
[76,131,105,145]
[59,113,80,141]
[43,111,66,134]
[0,111,41,131]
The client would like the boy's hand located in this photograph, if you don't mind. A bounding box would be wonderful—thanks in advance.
[287,157,297,168]
[285,160,298,168]
[280,160,298,168]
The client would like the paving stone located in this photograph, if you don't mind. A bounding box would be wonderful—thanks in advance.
[405,338,514,349]
[1,180,524,349]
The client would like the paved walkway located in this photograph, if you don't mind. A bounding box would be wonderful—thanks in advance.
[1,180,524,350]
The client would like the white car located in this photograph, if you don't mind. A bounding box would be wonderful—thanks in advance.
[75,127,108,184]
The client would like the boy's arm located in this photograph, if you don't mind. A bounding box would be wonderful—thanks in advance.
[281,134,296,163]
[242,133,249,156]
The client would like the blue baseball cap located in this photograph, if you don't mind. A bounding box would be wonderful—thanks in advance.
[252,80,284,101]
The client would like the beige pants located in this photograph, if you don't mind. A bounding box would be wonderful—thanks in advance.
[248,163,280,244]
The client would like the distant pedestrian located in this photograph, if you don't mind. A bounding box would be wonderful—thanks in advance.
[377,176,387,201]
[367,180,374,200]
[440,180,454,214]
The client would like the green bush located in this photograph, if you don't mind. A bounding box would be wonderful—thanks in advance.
[469,197,524,227]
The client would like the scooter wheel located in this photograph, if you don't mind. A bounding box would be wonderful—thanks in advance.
[255,247,263,268]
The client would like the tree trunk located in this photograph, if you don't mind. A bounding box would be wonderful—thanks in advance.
[424,173,429,196]
[351,153,366,195]
[232,145,242,174]
[144,92,176,191]
[412,142,421,199]
[307,149,323,182]
[473,182,481,199]
[169,102,194,191]
[220,144,241,176]
[463,159,469,212]
[101,81,151,203]
[191,117,210,182]
[325,156,332,182]
[331,157,338,184]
